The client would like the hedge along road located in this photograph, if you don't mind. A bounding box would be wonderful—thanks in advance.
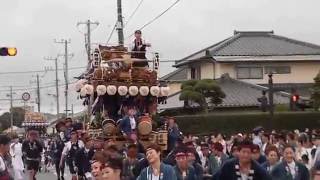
[173,111,320,135]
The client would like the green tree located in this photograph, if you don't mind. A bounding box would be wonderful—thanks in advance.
[11,107,25,127]
[311,73,320,111]
[179,79,226,113]
[0,107,25,131]
[0,112,10,131]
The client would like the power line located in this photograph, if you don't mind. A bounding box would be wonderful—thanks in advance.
[0,67,85,89]
[44,56,60,118]
[106,21,118,45]
[0,78,74,89]
[77,20,99,63]
[0,80,77,92]
[125,0,181,39]
[0,66,86,75]
[38,81,76,90]
[124,0,145,27]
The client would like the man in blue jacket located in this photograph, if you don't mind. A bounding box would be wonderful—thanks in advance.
[138,144,177,180]
[119,107,137,140]
[50,134,65,180]
[167,117,181,152]
[174,147,197,180]
[271,145,309,180]
[218,139,271,180]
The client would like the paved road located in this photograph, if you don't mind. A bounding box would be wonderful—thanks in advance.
[16,166,72,180]
[35,172,71,180]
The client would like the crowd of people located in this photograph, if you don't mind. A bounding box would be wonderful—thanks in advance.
[0,117,319,180]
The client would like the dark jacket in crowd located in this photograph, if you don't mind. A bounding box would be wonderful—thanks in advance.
[132,158,149,178]
[135,142,146,155]
[168,125,181,152]
[119,116,136,135]
[270,161,310,180]
[219,153,229,167]
[261,161,278,173]
[218,158,272,180]
[122,158,140,180]
[190,162,203,180]
[174,165,197,180]
[208,154,219,175]
[50,137,65,162]
[210,154,229,180]
[137,162,177,180]
[74,147,95,176]
[22,140,43,160]
[163,149,177,166]
[64,128,72,142]
[257,155,267,165]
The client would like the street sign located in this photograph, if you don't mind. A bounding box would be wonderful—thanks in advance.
[22,92,31,101]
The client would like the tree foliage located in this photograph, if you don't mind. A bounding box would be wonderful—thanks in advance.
[179,79,226,112]
[311,73,320,111]
[0,107,25,131]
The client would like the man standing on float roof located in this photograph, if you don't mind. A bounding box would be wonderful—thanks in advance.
[131,30,151,67]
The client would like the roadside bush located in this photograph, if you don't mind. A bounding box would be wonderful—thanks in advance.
[173,112,320,135]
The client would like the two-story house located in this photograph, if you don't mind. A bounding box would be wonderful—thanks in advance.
[159,31,320,110]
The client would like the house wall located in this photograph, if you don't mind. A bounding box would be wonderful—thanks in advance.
[200,62,214,79]
[184,61,320,84]
[268,62,319,84]
[216,63,235,78]
[187,62,202,79]
[168,82,182,95]
[187,67,191,79]
[216,62,320,84]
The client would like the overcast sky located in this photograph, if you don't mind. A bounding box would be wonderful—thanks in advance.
[0,0,320,114]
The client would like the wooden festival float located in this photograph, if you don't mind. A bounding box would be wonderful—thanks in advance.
[74,45,170,151]
[22,111,49,135]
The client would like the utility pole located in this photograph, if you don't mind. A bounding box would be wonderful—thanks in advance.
[44,56,60,120]
[55,39,72,117]
[77,20,99,120]
[76,20,99,63]
[87,20,91,62]
[117,0,124,46]
[71,104,74,118]
[30,75,41,112]
[268,73,274,130]
[36,74,40,112]
[10,86,13,132]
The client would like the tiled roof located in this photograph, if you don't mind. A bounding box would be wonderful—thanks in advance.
[160,68,188,81]
[217,77,290,107]
[174,38,233,64]
[213,31,320,56]
[174,31,320,67]
[158,75,290,110]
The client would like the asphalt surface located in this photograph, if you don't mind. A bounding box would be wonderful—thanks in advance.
[35,170,71,180]
[16,165,72,180]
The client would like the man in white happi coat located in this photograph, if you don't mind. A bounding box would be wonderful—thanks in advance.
[10,138,24,180]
